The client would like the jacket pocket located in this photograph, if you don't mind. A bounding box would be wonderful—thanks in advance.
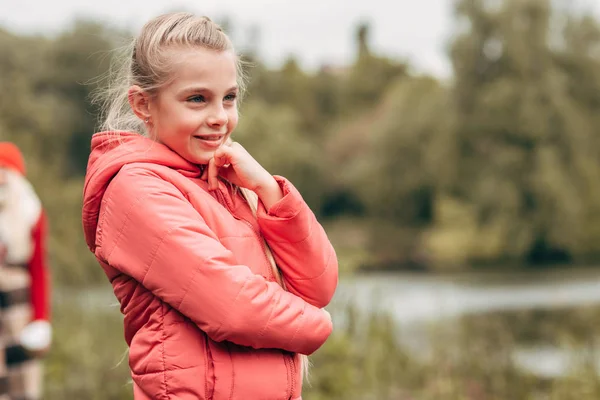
[227,344,291,399]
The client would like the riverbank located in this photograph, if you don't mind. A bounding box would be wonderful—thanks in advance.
[44,296,600,400]
[44,268,600,399]
[308,302,600,399]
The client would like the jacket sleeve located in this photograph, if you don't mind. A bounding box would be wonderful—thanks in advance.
[99,167,331,355]
[257,176,338,308]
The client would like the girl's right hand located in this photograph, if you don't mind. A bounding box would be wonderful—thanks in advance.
[201,140,284,210]
[203,140,273,193]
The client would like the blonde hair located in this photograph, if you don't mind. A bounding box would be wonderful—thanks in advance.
[95,12,247,134]
[94,12,310,382]
[239,189,311,382]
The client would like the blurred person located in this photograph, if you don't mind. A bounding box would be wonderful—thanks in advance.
[81,12,338,400]
[0,142,51,400]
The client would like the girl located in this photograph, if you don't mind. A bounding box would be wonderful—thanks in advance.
[81,12,338,400]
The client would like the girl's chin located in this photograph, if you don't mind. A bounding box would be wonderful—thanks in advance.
[187,150,215,165]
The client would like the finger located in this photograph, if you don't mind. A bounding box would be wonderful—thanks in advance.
[207,158,219,190]
[230,141,244,151]
[213,146,234,168]
[230,142,249,158]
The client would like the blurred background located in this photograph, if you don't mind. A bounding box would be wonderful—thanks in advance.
[2,0,600,398]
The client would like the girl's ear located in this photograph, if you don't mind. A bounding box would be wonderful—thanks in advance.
[128,85,152,122]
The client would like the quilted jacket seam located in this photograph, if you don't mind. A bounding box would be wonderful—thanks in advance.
[104,190,151,260]
[284,302,306,350]
[289,245,335,282]
[142,224,181,285]
[262,216,313,245]
[257,291,281,339]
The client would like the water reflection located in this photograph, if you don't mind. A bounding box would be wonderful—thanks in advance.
[333,269,600,323]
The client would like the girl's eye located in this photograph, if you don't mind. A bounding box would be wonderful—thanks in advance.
[187,95,206,103]
[224,93,237,102]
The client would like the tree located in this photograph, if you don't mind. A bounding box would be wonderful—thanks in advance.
[40,20,124,176]
[342,22,408,114]
[437,0,600,265]
[235,100,328,213]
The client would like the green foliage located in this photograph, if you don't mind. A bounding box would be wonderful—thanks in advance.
[2,0,600,280]
[351,76,453,226]
[45,290,131,399]
[342,22,408,113]
[304,301,600,400]
[235,100,328,212]
[435,0,600,266]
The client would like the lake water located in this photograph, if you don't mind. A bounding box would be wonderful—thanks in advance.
[330,268,600,377]
[332,268,600,323]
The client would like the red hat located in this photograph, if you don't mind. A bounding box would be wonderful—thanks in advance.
[0,142,26,176]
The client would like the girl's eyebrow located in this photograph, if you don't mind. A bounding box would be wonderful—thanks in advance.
[180,86,210,96]
[180,86,238,95]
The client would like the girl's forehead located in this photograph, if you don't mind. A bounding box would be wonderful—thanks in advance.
[169,48,236,75]
[165,49,238,92]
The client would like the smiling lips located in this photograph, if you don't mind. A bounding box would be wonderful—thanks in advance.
[193,134,225,148]
[194,134,224,141]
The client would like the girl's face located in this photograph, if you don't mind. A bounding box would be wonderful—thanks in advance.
[148,48,239,165]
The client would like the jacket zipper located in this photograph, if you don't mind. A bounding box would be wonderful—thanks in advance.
[204,335,215,400]
[214,186,296,398]
[287,353,297,399]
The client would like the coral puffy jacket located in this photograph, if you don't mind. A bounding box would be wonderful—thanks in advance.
[82,132,338,399]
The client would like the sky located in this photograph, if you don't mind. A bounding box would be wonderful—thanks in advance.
[1,0,599,79]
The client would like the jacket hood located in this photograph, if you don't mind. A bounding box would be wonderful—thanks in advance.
[82,131,201,252]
